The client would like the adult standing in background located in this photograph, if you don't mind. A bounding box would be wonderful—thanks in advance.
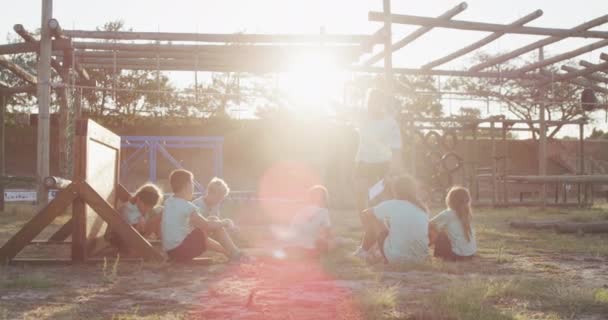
[353,88,403,216]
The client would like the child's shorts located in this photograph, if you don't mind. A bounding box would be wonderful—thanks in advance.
[167,229,208,262]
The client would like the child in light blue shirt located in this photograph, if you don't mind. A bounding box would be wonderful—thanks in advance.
[430,186,476,260]
[161,170,245,263]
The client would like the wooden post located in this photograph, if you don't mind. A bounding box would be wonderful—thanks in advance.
[37,0,53,207]
[579,122,585,206]
[491,121,497,206]
[538,47,547,209]
[502,122,509,205]
[382,0,393,94]
[0,94,5,211]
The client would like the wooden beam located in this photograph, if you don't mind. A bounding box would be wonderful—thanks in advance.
[580,60,608,74]
[64,29,379,44]
[470,15,608,71]
[48,217,73,242]
[421,10,543,70]
[79,181,164,262]
[562,65,608,84]
[353,65,543,80]
[14,24,64,76]
[517,39,608,74]
[0,39,72,55]
[362,2,467,67]
[368,11,608,39]
[0,42,38,55]
[539,59,608,86]
[382,0,393,94]
[0,94,4,211]
[44,176,72,189]
[0,183,78,263]
[0,56,37,84]
[601,53,608,61]
[542,70,608,94]
[0,85,36,95]
[48,18,65,39]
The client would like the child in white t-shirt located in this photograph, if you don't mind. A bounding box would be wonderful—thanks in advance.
[356,175,429,264]
[191,177,240,256]
[429,186,476,261]
[283,185,332,259]
[161,169,244,263]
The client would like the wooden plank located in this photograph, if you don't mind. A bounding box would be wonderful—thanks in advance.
[64,29,378,44]
[470,15,608,71]
[362,2,467,66]
[556,222,608,234]
[506,175,608,183]
[421,10,543,70]
[0,85,36,95]
[518,40,608,74]
[562,65,608,84]
[352,66,543,80]
[0,56,37,84]
[0,94,4,211]
[538,60,608,86]
[0,42,38,55]
[0,184,78,263]
[48,217,72,241]
[43,176,72,189]
[580,60,608,73]
[117,184,132,203]
[75,119,121,253]
[79,182,164,262]
[368,12,608,39]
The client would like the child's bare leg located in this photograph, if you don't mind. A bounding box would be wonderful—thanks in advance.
[360,212,379,250]
[205,237,229,256]
[209,227,240,258]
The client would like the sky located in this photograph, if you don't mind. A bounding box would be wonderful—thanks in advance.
[1,0,608,135]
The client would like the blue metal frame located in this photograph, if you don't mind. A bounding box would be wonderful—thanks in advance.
[121,136,224,193]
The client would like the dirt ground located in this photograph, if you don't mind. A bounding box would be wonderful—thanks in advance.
[1,203,608,319]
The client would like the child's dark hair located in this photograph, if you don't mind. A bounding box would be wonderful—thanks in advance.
[308,185,329,208]
[446,186,473,241]
[391,175,428,213]
[133,184,162,207]
[169,169,193,193]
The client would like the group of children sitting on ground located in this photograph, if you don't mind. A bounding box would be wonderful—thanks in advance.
[111,167,476,265]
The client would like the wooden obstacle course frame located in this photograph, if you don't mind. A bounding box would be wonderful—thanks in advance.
[0,119,164,264]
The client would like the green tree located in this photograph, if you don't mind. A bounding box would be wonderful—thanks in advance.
[445,53,591,139]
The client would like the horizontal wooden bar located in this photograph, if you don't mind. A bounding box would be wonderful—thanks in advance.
[517,39,608,73]
[64,29,379,44]
[562,65,608,84]
[0,39,72,55]
[421,9,543,70]
[368,11,608,39]
[9,256,213,265]
[43,176,72,189]
[363,2,467,66]
[470,14,608,71]
[353,65,542,80]
[0,85,36,95]
[506,175,608,183]
[539,60,608,86]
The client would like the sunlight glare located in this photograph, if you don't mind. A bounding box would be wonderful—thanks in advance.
[280,52,347,112]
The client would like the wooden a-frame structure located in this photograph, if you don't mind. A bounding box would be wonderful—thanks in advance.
[0,119,164,264]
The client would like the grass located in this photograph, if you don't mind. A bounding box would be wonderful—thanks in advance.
[415,277,608,320]
[0,272,60,290]
[1,202,608,319]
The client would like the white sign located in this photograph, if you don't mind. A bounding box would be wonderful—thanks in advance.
[3,189,58,202]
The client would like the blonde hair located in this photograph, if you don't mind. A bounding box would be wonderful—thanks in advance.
[391,175,428,213]
[207,177,230,197]
[446,186,473,241]
[308,185,329,208]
